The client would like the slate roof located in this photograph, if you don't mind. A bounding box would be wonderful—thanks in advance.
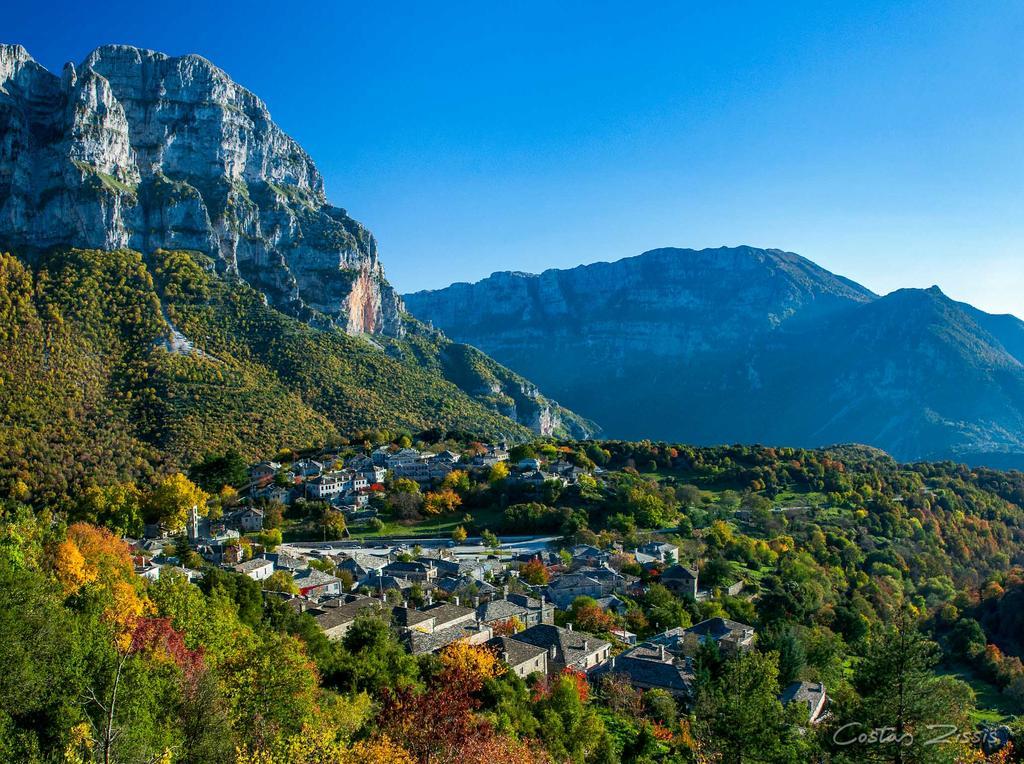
[781,680,827,722]
[547,573,602,590]
[294,568,341,588]
[594,595,628,612]
[662,564,698,580]
[383,560,433,576]
[685,617,754,640]
[436,575,498,596]
[416,556,480,577]
[234,558,273,573]
[311,597,385,631]
[403,622,489,655]
[421,602,476,629]
[507,593,545,610]
[338,552,389,571]
[392,606,437,629]
[510,624,609,668]
[593,643,695,695]
[266,552,309,571]
[359,573,413,592]
[476,599,530,623]
[487,635,547,669]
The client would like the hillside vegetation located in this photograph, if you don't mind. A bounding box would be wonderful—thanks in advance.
[0,248,591,508]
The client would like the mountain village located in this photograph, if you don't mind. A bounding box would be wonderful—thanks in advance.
[127,440,827,728]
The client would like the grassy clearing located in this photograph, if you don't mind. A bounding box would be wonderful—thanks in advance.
[938,661,1021,724]
[350,505,508,540]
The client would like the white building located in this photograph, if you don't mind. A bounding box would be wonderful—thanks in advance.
[234,559,274,581]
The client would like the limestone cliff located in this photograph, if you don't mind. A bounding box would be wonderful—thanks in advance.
[0,43,402,334]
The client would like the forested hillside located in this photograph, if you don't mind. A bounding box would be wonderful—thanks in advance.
[0,248,591,508]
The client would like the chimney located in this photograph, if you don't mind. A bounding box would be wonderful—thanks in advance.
[453,595,460,607]
[658,644,666,661]
[473,596,480,607]
[567,623,573,631]
[502,584,508,598]
[549,644,557,660]
[426,593,433,606]
[501,650,509,663]
[583,639,589,651]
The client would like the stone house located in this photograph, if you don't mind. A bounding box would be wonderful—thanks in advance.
[509,624,611,677]
[660,564,699,598]
[488,635,548,678]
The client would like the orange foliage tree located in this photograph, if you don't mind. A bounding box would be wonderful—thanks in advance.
[423,488,462,516]
[521,557,550,585]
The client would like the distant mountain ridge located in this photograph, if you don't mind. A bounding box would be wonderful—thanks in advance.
[405,246,1024,468]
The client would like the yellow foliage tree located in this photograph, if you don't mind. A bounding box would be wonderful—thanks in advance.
[53,538,96,595]
[440,641,506,686]
[346,736,414,764]
[54,523,150,648]
[488,462,509,483]
[441,469,470,492]
[108,579,149,651]
[146,473,210,531]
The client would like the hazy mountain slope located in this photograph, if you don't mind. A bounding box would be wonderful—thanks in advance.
[753,287,1024,465]
[406,246,876,441]
[957,301,1024,365]
[405,248,1024,467]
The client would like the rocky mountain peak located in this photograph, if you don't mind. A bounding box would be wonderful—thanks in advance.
[0,43,403,335]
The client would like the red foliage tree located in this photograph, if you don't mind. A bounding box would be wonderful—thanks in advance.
[376,660,500,763]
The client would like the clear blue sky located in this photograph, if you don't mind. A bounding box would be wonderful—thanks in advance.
[8,0,1023,316]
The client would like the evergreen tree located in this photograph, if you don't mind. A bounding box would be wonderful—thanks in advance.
[694,650,806,763]
[832,611,975,763]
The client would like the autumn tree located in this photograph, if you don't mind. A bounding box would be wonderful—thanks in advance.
[264,570,299,595]
[441,470,470,493]
[424,488,462,515]
[492,616,526,636]
[74,482,144,537]
[145,473,210,531]
[521,557,550,585]
[567,596,618,634]
[488,462,510,484]
[322,508,347,540]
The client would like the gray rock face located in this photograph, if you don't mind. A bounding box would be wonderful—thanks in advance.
[405,246,1024,467]
[406,245,876,399]
[0,44,402,335]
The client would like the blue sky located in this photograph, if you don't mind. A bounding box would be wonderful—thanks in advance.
[8,0,1023,316]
